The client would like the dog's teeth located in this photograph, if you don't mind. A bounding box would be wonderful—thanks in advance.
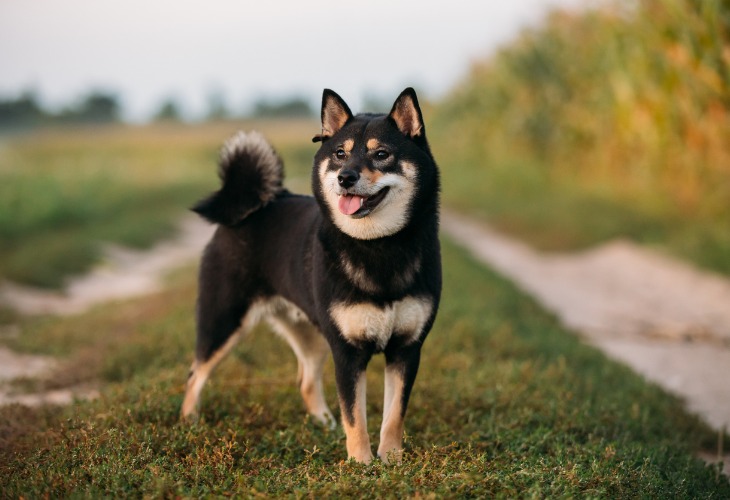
[359,197,364,208]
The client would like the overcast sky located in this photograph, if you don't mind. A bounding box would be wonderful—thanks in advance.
[0,0,586,121]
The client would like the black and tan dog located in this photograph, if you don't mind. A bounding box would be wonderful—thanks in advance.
[181,88,441,464]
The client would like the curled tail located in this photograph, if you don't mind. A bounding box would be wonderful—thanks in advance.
[192,131,284,226]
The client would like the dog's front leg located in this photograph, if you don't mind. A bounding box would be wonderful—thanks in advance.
[379,342,421,464]
[332,342,374,463]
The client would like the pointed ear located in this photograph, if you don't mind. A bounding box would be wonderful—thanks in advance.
[318,89,352,140]
[388,87,424,138]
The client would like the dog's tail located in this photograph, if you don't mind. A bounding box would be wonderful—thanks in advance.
[192,131,284,226]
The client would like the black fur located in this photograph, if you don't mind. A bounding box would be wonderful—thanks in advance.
[192,131,284,225]
[186,88,441,463]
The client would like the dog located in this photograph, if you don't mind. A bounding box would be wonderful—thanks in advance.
[181,88,441,464]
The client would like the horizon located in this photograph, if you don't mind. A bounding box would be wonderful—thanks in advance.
[0,0,586,122]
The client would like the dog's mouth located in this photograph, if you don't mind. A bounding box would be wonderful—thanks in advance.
[338,187,390,219]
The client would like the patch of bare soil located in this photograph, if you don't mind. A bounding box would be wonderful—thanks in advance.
[0,346,99,407]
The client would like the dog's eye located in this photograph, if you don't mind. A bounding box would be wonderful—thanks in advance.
[375,150,390,161]
[335,149,347,159]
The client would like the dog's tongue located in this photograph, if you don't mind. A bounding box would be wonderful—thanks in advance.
[338,194,364,215]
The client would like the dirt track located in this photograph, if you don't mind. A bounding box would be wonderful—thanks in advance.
[0,215,214,405]
[442,210,730,433]
[0,215,214,315]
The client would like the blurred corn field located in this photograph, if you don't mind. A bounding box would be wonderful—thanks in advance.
[435,0,730,217]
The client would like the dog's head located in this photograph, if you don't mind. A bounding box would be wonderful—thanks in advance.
[312,88,438,240]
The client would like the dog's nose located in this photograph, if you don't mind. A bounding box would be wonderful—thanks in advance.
[337,169,359,188]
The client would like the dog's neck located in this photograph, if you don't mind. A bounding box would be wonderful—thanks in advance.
[317,208,438,298]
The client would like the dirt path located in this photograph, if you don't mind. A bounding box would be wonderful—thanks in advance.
[0,215,214,315]
[442,210,730,434]
[0,215,214,406]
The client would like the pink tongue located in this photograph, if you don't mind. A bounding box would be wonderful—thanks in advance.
[338,194,364,215]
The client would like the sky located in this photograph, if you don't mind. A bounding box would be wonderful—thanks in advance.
[0,0,586,121]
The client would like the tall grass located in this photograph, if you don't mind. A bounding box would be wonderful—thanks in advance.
[431,0,730,271]
[436,0,729,212]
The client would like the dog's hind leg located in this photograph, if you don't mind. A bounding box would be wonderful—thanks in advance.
[181,330,241,420]
[181,299,258,420]
[378,342,422,464]
[267,314,334,427]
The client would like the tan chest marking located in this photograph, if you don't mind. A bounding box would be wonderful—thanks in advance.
[329,297,432,349]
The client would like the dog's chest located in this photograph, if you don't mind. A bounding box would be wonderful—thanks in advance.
[329,297,432,350]
[340,253,422,295]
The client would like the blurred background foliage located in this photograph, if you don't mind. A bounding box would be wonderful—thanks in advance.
[430,0,730,272]
[435,0,729,214]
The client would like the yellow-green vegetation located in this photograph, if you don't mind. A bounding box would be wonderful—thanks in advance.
[431,0,730,273]
[0,120,316,287]
[1,241,727,496]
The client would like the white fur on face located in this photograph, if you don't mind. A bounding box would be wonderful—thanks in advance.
[318,159,417,240]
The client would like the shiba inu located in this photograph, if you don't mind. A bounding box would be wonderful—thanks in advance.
[181,88,441,464]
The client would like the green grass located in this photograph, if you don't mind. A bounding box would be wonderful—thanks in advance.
[0,120,317,288]
[1,241,727,496]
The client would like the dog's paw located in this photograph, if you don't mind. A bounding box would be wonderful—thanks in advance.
[311,409,337,430]
[377,447,403,465]
[347,451,374,465]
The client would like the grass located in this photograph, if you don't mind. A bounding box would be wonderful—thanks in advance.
[1,240,728,496]
[0,120,317,288]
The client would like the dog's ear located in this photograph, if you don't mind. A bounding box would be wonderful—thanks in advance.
[315,89,352,142]
[388,87,424,138]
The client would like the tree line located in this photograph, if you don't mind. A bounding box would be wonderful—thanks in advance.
[0,90,317,130]
[0,90,121,129]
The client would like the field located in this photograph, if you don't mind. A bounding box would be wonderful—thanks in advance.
[0,120,728,496]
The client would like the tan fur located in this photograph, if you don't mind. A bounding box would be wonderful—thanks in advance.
[391,96,423,137]
[392,297,433,342]
[342,138,355,153]
[182,296,334,426]
[361,167,383,183]
[266,312,334,427]
[329,297,432,350]
[378,366,405,464]
[182,330,242,419]
[366,138,380,150]
[341,257,380,293]
[322,100,350,137]
[340,373,373,463]
[330,302,392,349]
